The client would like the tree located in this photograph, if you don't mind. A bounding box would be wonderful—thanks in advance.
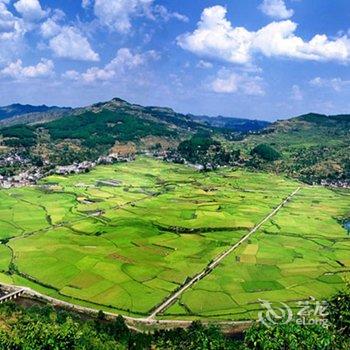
[326,284,350,335]
[244,322,336,350]
[251,144,281,161]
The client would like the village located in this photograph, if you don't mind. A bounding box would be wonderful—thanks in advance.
[1,150,349,189]
[0,152,135,188]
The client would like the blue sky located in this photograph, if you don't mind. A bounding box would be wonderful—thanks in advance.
[1,0,350,120]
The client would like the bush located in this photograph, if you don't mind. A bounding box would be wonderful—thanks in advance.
[326,284,350,335]
[244,322,336,350]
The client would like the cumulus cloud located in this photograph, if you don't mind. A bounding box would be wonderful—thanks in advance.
[209,68,265,95]
[177,6,350,65]
[40,17,60,38]
[0,1,26,62]
[38,8,99,61]
[48,26,99,61]
[84,0,187,33]
[259,0,294,19]
[40,9,65,38]
[89,0,153,33]
[14,0,47,21]
[63,47,158,83]
[0,2,25,40]
[309,77,350,92]
[62,69,80,80]
[1,58,54,79]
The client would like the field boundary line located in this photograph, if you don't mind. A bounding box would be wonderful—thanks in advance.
[0,282,251,330]
[0,186,301,326]
[147,186,301,320]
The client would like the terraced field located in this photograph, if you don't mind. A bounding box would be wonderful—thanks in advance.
[0,157,348,319]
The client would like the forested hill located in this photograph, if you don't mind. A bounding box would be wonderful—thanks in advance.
[0,97,268,163]
[241,113,350,183]
[0,98,223,165]
[0,98,349,183]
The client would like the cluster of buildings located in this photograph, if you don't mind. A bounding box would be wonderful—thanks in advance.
[0,153,136,188]
[158,150,221,171]
[320,179,350,189]
[0,169,43,188]
[0,153,30,167]
[55,161,95,175]
[1,150,349,189]
[54,154,135,176]
[0,153,37,188]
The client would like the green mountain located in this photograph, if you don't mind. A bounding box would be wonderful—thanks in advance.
[0,99,349,184]
[241,113,350,183]
[0,98,219,165]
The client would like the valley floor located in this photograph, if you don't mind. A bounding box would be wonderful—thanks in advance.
[0,157,348,320]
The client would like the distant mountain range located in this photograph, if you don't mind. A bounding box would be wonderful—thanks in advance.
[0,100,269,133]
[191,115,270,132]
[0,98,349,183]
[0,104,72,125]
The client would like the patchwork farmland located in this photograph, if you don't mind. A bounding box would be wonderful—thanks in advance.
[0,157,348,320]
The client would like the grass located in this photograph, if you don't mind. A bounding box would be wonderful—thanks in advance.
[0,157,348,319]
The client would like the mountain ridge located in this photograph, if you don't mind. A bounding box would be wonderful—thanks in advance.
[0,99,270,133]
[0,98,349,184]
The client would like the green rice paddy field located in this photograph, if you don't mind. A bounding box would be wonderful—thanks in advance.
[0,157,349,320]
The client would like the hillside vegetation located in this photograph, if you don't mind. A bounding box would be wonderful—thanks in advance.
[240,113,350,183]
[0,98,221,165]
[0,99,349,184]
[0,285,349,349]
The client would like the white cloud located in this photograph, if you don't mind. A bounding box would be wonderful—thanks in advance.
[81,67,114,83]
[178,6,253,65]
[39,9,98,61]
[197,60,213,69]
[309,77,350,92]
[84,0,187,33]
[40,8,65,38]
[259,0,294,19]
[291,84,303,100]
[91,0,153,33]
[49,26,99,61]
[0,2,26,62]
[63,47,159,83]
[106,47,159,70]
[0,2,25,40]
[209,68,265,95]
[1,58,54,79]
[153,5,188,23]
[177,6,350,65]
[14,0,47,21]
[62,69,80,80]
[40,17,60,38]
